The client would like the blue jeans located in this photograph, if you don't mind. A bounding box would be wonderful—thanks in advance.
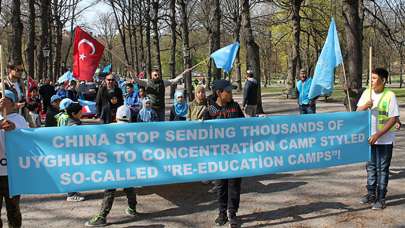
[366,144,393,199]
[299,104,316,114]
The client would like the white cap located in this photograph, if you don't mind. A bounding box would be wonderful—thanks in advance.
[116,105,131,122]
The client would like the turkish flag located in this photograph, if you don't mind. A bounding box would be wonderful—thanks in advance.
[73,26,104,81]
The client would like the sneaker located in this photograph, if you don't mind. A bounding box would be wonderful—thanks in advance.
[66,193,85,202]
[359,194,376,204]
[85,215,107,227]
[208,185,218,194]
[215,212,228,226]
[372,199,386,210]
[125,207,138,216]
[228,212,239,228]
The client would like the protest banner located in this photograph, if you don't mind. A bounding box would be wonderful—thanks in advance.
[6,111,370,196]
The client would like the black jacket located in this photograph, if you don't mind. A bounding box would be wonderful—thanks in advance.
[243,78,258,106]
[45,106,59,127]
[96,86,123,117]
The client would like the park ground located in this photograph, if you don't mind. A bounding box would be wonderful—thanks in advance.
[5,85,405,228]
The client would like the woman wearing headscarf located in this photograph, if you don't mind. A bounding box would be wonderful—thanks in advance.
[187,85,207,121]
[169,90,188,121]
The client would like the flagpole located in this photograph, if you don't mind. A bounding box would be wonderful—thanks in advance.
[369,46,372,100]
[341,62,352,111]
[0,45,6,120]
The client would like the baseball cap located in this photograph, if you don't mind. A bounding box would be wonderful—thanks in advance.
[50,94,61,103]
[59,98,73,110]
[212,80,235,92]
[116,105,131,122]
[2,90,16,103]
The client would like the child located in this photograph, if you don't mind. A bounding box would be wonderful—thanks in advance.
[26,87,42,128]
[58,100,85,202]
[203,80,244,227]
[45,95,61,127]
[100,90,118,124]
[357,68,400,210]
[0,90,29,228]
[137,97,158,122]
[169,90,188,121]
[187,85,207,121]
[85,105,138,227]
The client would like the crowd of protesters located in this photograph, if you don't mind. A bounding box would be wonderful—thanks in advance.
[0,62,401,228]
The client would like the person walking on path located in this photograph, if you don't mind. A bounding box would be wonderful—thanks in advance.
[203,80,245,228]
[357,68,400,210]
[296,68,316,114]
[242,70,258,117]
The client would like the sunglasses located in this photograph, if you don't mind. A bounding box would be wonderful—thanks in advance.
[106,79,114,81]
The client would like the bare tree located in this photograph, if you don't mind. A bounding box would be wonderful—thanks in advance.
[10,0,23,65]
[241,0,263,113]
[343,0,364,110]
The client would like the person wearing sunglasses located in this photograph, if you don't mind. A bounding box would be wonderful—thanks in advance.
[95,74,123,122]
[4,64,26,112]
[130,68,186,121]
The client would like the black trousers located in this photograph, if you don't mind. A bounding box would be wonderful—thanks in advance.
[0,176,21,228]
[216,178,242,214]
[99,188,137,217]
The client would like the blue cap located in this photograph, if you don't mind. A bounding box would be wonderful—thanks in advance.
[59,98,73,110]
[50,95,61,103]
[3,90,16,103]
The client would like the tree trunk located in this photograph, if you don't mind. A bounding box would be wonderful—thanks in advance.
[241,0,263,113]
[169,0,176,98]
[343,0,364,110]
[48,7,54,81]
[233,1,242,91]
[27,0,36,79]
[178,0,193,100]
[151,0,162,75]
[110,0,130,65]
[10,0,23,65]
[39,0,50,80]
[139,23,145,72]
[286,0,302,98]
[209,0,221,80]
[145,0,152,77]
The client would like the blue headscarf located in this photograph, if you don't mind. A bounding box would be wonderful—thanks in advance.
[138,97,153,122]
[174,91,188,117]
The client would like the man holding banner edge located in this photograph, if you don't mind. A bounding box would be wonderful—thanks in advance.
[357,68,399,210]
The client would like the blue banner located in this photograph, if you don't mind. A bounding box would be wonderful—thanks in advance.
[6,111,370,196]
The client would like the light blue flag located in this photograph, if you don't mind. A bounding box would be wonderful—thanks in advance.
[57,71,75,83]
[308,18,343,99]
[210,42,240,73]
[102,64,112,74]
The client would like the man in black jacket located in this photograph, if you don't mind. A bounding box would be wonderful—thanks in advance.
[39,79,56,113]
[242,70,258,117]
[95,74,123,119]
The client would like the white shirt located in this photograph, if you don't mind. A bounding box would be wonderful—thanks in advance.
[357,89,400,144]
[0,113,29,176]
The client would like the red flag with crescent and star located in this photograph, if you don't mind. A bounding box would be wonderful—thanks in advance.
[73,26,105,81]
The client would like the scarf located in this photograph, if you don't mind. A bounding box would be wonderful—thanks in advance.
[174,91,188,117]
[138,98,153,122]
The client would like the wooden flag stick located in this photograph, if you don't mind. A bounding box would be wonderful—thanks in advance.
[0,45,6,120]
[369,46,372,100]
[341,62,352,112]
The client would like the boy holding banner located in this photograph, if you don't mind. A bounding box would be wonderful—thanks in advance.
[357,68,400,210]
[203,80,244,228]
[0,90,29,228]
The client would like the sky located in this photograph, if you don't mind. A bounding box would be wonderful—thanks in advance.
[77,0,111,32]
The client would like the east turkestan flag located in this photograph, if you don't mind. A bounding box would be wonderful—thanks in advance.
[308,18,343,99]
